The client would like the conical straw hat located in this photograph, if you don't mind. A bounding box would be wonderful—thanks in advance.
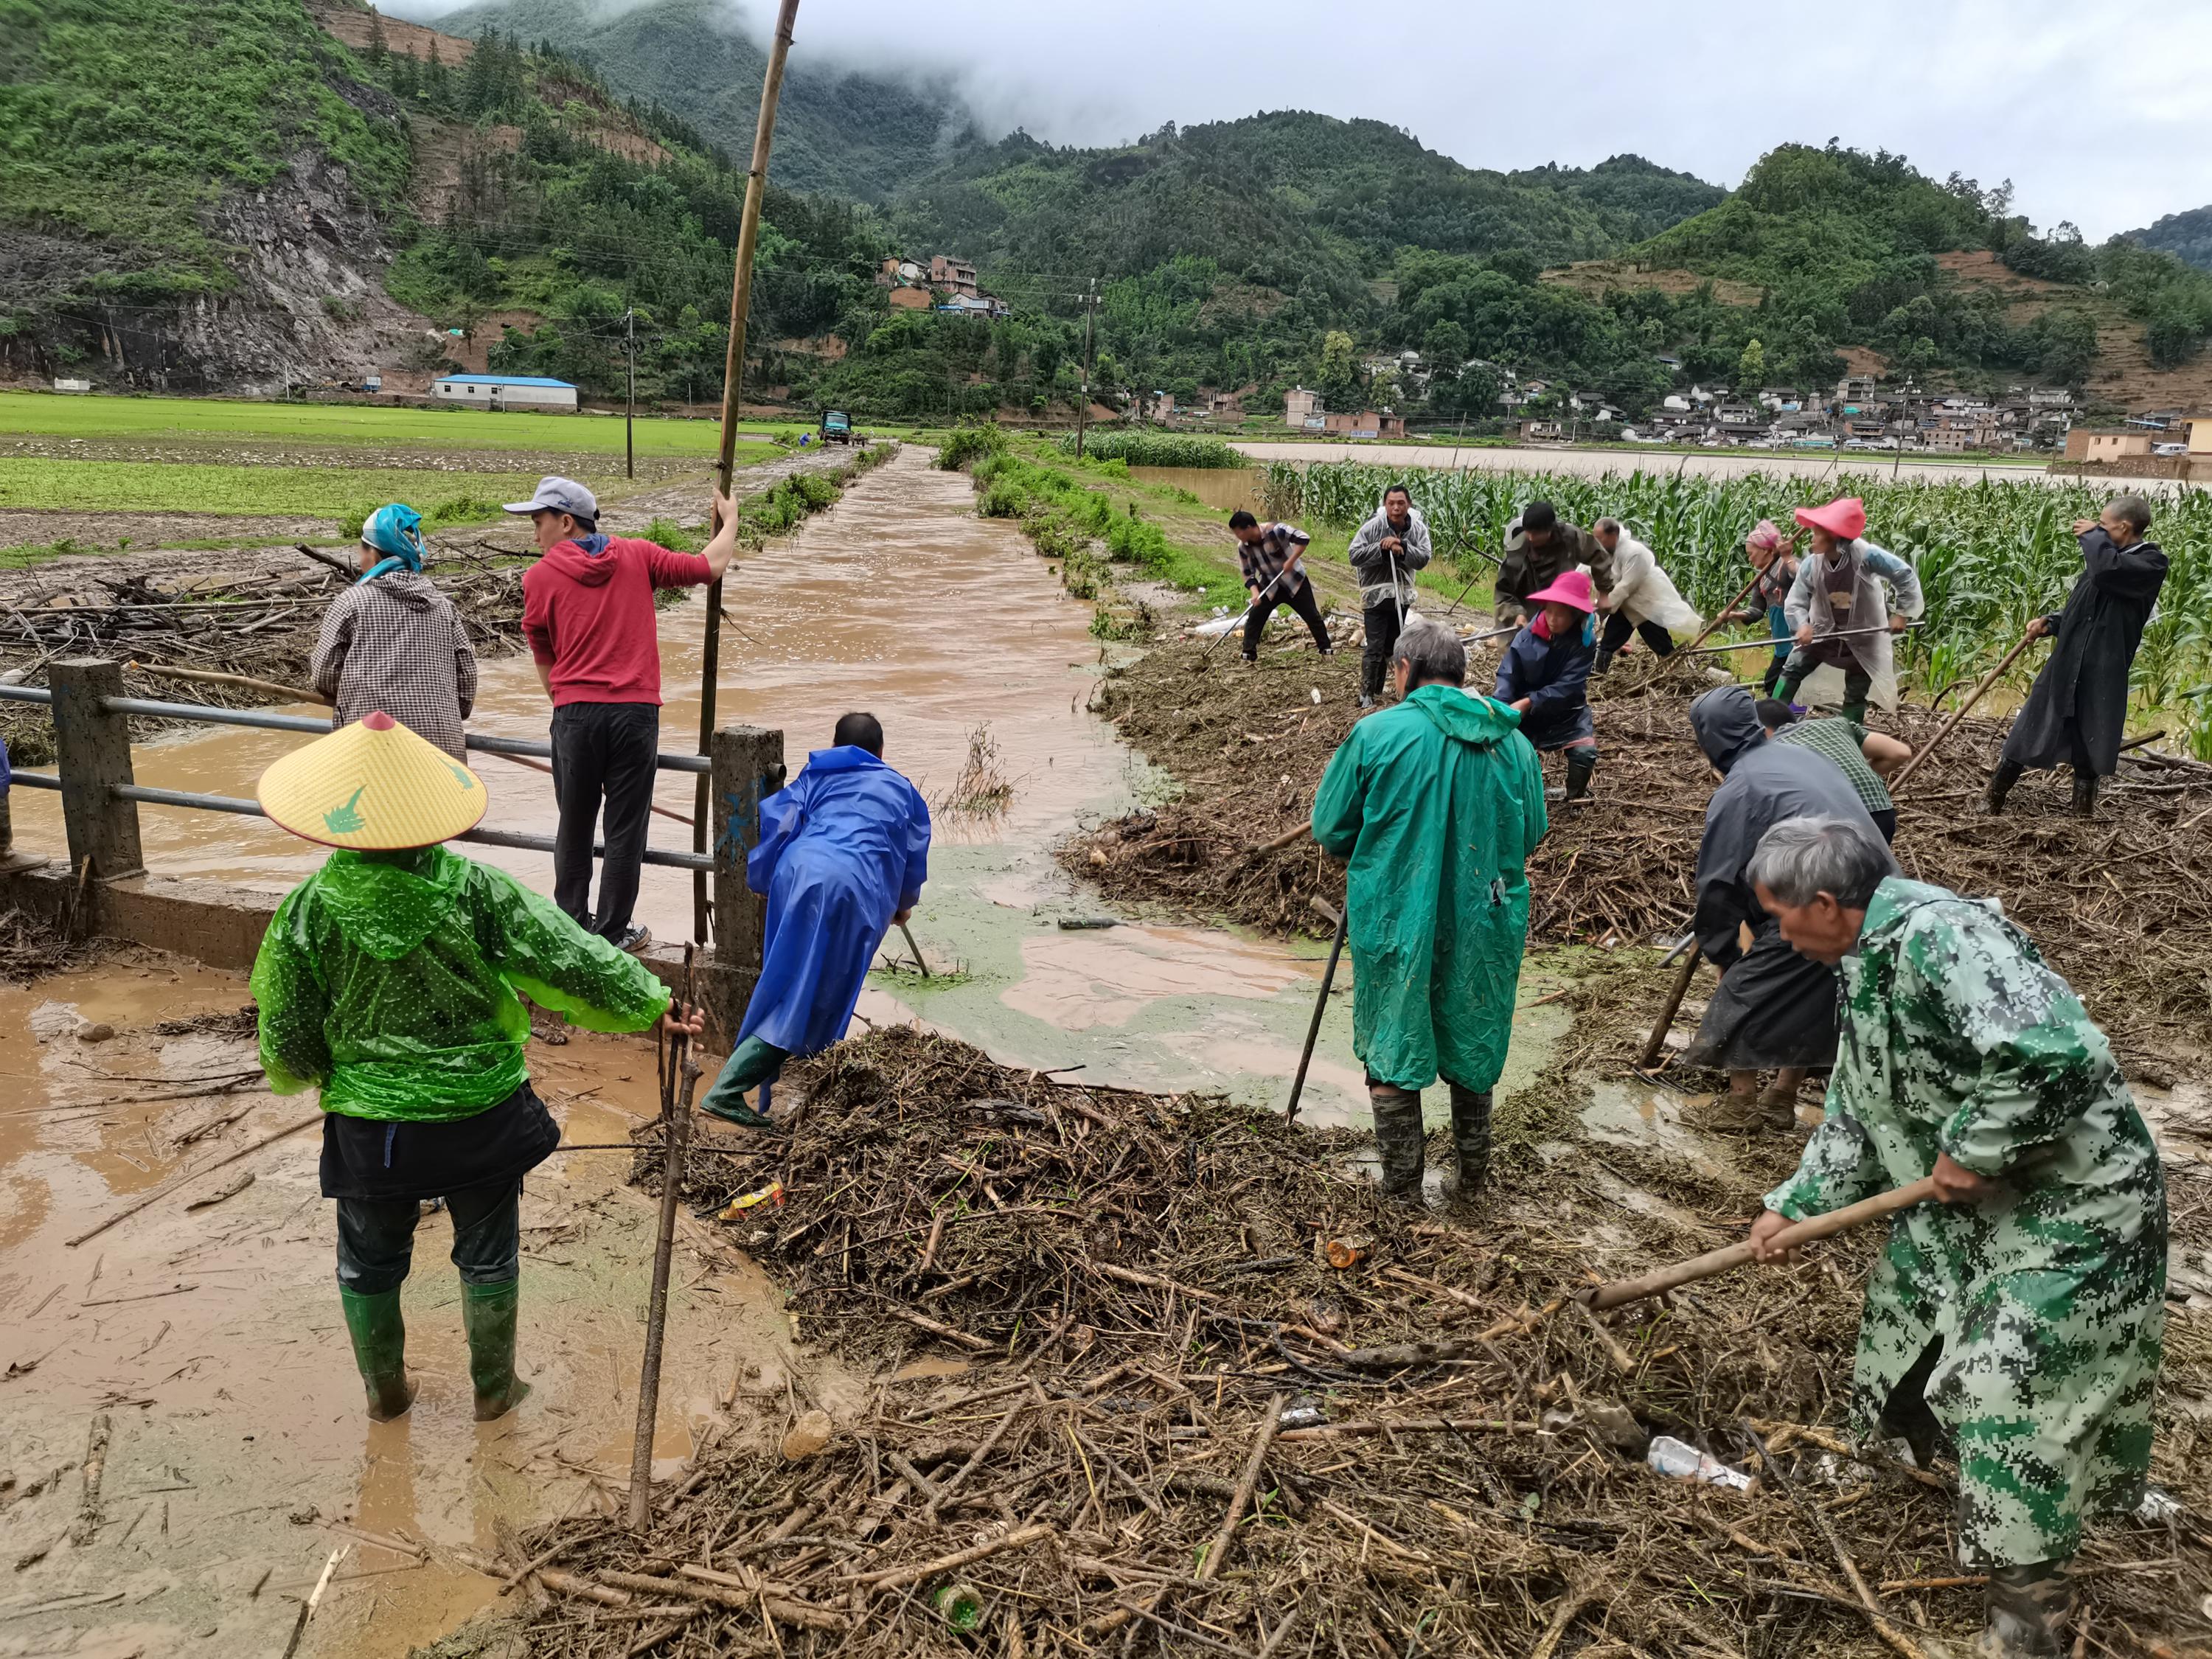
[257,712,487,851]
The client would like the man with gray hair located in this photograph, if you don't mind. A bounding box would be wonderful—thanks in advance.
[1745,813,2166,1659]
[1985,495,2167,819]
[1310,617,1547,1202]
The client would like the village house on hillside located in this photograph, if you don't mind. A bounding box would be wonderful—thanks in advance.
[877,254,1006,319]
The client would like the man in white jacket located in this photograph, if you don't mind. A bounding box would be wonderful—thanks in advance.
[1591,518,1702,676]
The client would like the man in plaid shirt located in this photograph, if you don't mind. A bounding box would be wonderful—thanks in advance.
[1228,510,1335,664]
[312,504,477,762]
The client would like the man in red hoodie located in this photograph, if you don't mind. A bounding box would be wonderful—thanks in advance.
[512,476,738,952]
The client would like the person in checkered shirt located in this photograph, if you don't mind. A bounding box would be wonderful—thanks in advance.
[311,504,477,762]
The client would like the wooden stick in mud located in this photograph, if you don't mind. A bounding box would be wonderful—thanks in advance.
[1888,630,2042,796]
[1284,897,1346,1123]
[1255,818,1314,855]
[628,959,700,1530]
[67,1113,321,1247]
[125,661,332,706]
[1580,1177,1940,1310]
[695,0,802,943]
[1678,566,1768,656]
[897,920,932,978]
[1637,943,1703,1070]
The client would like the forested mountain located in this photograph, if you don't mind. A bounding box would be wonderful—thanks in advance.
[429,0,981,201]
[7,0,2212,422]
[2130,206,2212,273]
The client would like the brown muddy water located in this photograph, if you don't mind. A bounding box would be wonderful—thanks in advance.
[5,445,1537,1656]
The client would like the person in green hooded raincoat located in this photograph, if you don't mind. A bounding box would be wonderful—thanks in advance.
[1311,617,1548,1200]
[249,712,697,1423]
[1744,815,2166,1659]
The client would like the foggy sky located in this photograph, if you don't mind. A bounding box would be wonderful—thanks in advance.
[389,0,2212,238]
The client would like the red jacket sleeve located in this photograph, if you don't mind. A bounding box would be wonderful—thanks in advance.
[637,540,713,589]
[521,567,556,665]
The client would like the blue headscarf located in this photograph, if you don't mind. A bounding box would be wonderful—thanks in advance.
[359,504,428,583]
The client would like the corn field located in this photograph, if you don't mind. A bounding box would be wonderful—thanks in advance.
[1057,431,1244,467]
[1263,459,2212,744]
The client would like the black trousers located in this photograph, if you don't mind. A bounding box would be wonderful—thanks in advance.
[1361,598,1404,696]
[550,700,660,939]
[1596,611,1675,669]
[1242,579,1332,658]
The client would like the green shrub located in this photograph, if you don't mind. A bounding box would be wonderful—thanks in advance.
[976,479,1026,518]
[936,422,1009,471]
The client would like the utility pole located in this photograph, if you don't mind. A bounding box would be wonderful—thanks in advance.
[1074,278,1098,458]
[625,306,636,480]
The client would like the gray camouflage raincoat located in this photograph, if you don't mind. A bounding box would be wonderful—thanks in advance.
[1764,877,2166,1568]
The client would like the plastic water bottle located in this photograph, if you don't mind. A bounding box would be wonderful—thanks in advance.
[1646,1435,1753,1492]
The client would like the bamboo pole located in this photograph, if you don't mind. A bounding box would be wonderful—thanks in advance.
[1888,630,2041,796]
[126,661,331,706]
[1284,897,1346,1123]
[629,956,699,1531]
[694,0,801,944]
[1580,1176,1939,1310]
[1680,622,1917,659]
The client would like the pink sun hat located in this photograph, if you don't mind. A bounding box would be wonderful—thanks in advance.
[1524,568,1595,613]
[1793,496,1867,541]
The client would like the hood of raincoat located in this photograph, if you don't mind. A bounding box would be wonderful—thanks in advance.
[800,744,890,775]
[312,847,465,961]
[1856,874,1998,956]
[538,534,618,587]
[364,568,445,612]
[1404,681,1523,747]
[1691,685,1765,773]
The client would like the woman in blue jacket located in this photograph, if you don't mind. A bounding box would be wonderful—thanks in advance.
[1494,568,1599,802]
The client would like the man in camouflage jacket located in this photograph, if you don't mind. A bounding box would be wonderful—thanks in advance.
[1747,841,2165,1658]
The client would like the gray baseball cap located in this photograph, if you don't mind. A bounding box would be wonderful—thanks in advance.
[503,476,598,521]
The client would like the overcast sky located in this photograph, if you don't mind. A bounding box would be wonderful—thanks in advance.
[396,0,2212,237]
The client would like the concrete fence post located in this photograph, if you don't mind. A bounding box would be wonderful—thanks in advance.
[705,723,785,1043]
[49,658,143,883]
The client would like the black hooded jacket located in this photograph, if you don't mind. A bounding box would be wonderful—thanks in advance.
[1688,687,1877,968]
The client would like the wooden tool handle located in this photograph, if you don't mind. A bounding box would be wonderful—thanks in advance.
[1580,1175,1940,1311]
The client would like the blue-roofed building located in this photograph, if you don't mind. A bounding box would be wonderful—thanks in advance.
[431,374,579,411]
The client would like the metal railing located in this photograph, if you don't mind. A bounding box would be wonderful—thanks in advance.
[0,684,714,873]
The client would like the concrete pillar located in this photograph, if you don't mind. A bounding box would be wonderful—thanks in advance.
[703,724,785,1043]
[49,658,143,882]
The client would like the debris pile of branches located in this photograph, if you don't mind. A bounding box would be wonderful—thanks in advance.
[1063,642,2212,1061]
[481,1028,2209,1658]
[0,546,532,762]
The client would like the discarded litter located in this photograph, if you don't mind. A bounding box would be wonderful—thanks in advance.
[932,1581,986,1632]
[717,1180,785,1219]
[1646,1435,1753,1491]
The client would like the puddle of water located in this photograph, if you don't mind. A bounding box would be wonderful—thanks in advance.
[1128,465,1264,515]
[0,959,830,1659]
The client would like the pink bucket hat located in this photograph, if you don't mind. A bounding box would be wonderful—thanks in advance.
[1745,518,1783,552]
[1524,568,1595,613]
[1793,496,1866,541]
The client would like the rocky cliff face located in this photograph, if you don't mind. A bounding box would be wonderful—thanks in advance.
[1,151,438,397]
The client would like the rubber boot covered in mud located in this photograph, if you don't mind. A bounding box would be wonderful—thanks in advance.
[1980,760,2023,816]
[1564,748,1597,804]
[1446,1083,1492,1197]
[462,1277,531,1422]
[338,1285,417,1421]
[1368,1082,1425,1203]
[2070,771,2099,820]
[1975,1560,2073,1659]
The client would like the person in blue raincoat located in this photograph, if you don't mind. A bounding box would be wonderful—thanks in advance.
[1494,568,1599,803]
[700,712,932,1126]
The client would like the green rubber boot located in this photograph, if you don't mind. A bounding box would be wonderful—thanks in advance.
[338,1286,417,1422]
[699,1035,789,1130]
[461,1277,530,1422]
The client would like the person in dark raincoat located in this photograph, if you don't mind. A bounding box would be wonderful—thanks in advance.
[1985,495,2168,820]
[1312,618,1547,1201]
[699,713,931,1127]
[1683,686,1885,1132]
[1493,568,1599,802]
[1492,499,1611,625]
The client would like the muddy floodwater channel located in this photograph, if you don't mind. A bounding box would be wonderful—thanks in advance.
[3,446,1576,1658]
